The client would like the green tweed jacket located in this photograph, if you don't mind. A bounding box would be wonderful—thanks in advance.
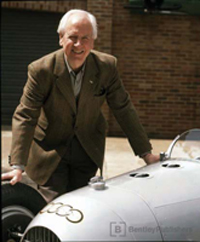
[10,49,152,185]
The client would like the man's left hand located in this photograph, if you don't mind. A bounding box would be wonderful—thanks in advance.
[143,153,160,165]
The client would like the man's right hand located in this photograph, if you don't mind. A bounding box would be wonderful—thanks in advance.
[1,169,23,185]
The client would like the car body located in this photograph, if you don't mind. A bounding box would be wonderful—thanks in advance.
[2,129,200,242]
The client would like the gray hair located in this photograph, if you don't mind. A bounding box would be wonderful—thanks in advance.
[57,9,98,39]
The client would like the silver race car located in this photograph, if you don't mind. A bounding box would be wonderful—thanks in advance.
[2,129,200,242]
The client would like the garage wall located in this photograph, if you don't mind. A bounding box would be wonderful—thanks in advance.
[1,8,63,125]
[110,0,200,138]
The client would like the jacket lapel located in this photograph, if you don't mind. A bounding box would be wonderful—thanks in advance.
[54,50,76,113]
[78,53,99,110]
[53,50,99,114]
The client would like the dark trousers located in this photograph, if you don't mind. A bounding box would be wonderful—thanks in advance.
[38,136,98,203]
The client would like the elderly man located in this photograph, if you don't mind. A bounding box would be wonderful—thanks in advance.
[2,9,159,202]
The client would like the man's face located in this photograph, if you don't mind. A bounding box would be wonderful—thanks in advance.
[59,14,94,71]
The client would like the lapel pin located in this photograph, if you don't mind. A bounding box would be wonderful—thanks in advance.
[89,80,93,84]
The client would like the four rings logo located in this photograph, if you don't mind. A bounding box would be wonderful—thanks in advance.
[40,202,84,223]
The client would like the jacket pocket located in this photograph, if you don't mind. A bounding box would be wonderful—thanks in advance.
[94,87,106,97]
[34,119,48,141]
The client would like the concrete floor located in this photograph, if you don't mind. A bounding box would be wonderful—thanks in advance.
[1,128,172,187]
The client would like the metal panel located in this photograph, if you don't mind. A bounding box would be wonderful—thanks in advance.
[1,8,62,125]
[125,0,200,15]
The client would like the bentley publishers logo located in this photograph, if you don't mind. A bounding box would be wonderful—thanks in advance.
[110,222,193,237]
[110,222,126,237]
